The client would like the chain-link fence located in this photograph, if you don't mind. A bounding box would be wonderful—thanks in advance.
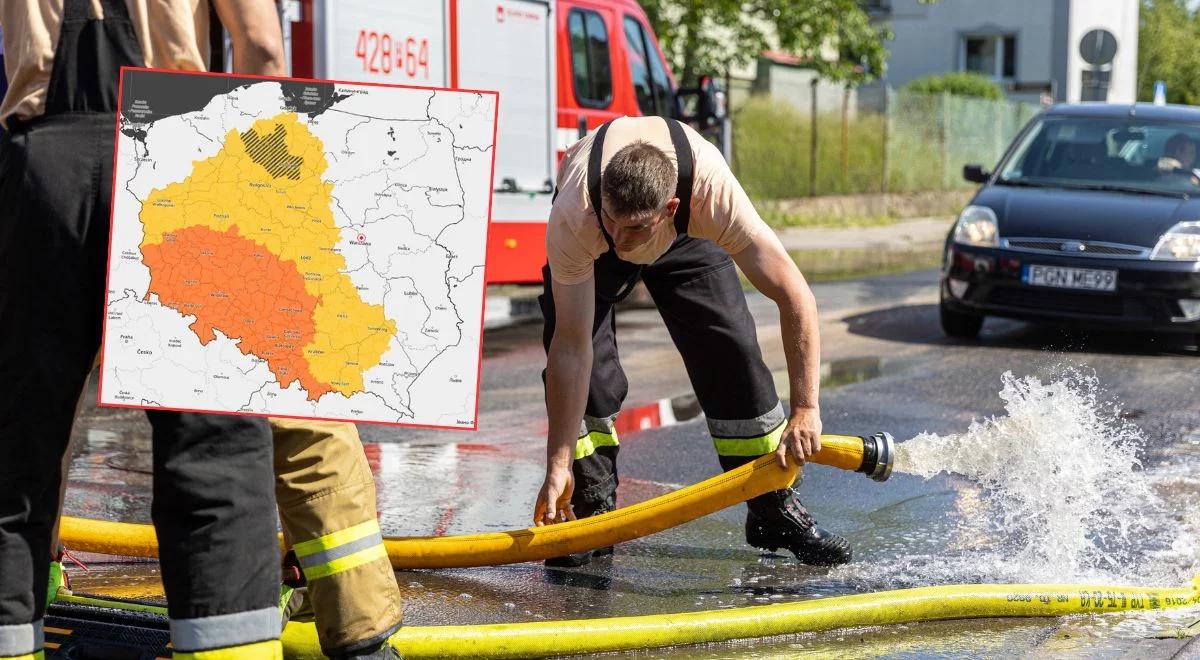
[731,89,1042,200]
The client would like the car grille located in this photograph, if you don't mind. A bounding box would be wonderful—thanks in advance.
[1002,238,1150,258]
[986,287,1129,317]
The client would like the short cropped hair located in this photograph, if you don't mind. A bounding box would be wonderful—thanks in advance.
[601,141,677,220]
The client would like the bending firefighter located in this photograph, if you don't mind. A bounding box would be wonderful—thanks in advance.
[535,117,850,567]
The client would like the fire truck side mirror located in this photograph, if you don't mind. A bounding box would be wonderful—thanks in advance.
[676,75,726,129]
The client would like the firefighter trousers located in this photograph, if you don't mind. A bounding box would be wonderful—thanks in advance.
[540,235,788,513]
[0,111,282,660]
[271,418,402,656]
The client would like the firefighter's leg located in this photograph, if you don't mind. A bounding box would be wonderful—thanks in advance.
[643,237,851,566]
[148,411,284,659]
[271,418,401,658]
[539,260,630,567]
[0,120,114,660]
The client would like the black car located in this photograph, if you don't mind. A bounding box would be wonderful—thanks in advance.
[941,103,1200,345]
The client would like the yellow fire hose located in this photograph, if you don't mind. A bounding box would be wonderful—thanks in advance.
[276,576,1200,659]
[59,433,894,569]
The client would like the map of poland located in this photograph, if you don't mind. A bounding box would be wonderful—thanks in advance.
[101,69,498,428]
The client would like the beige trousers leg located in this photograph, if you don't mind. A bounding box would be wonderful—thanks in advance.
[270,418,402,654]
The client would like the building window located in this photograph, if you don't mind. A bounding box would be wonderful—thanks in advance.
[963,34,1016,79]
[568,9,613,108]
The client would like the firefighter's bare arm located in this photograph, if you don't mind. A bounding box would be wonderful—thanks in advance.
[534,275,596,526]
[212,0,287,75]
[733,232,823,469]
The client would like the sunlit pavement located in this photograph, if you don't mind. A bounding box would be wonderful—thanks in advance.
[65,269,1200,658]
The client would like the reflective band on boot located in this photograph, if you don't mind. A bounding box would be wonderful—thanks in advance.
[0,621,42,659]
[170,607,280,654]
[710,403,787,457]
[0,653,43,660]
[293,519,389,581]
[172,639,282,659]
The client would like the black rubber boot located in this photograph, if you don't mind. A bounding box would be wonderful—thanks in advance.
[717,454,852,566]
[744,487,852,566]
[543,499,615,568]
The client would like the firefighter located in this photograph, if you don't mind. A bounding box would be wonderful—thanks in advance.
[0,1,286,656]
[534,116,851,567]
[0,1,401,659]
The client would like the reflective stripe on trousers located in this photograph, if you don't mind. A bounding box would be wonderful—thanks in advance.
[293,519,389,581]
[169,607,280,655]
[574,414,620,460]
[171,639,281,659]
[709,402,788,456]
[0,621,41,658]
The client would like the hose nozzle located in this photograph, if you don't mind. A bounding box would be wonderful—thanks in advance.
[856,432,895,482]
[807,432,895,482]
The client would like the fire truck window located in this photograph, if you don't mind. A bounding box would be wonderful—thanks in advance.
[568,9,612,108]
[641,21,674,116]
[623,17,656,115]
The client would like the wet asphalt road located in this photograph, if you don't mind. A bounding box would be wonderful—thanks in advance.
[66,269,1200,658]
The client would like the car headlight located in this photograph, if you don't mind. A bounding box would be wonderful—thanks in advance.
[953,205,1000,248]
[1151,221,1200,260]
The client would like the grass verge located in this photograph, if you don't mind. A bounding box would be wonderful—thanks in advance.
[741,245,942,288]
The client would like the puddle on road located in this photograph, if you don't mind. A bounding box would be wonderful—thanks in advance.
[59,366,1200,658]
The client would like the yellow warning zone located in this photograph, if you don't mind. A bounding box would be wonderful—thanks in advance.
[139,112,395,398]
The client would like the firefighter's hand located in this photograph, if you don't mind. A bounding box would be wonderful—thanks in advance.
[534,464,576,526]
[776,407,822,469]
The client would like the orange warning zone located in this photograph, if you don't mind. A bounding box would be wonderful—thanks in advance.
[142,224,333,399]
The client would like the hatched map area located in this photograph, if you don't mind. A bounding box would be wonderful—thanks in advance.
[101,69,497,428]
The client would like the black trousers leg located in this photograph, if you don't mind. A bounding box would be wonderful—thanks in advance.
[150,411,279,622]
[0,119,111,642]
[539,255,634,513]
[0,117,280,655]
[642,237,785,460]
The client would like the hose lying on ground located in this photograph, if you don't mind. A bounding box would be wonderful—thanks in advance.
[59,434,893,569]
[276,576,1200,659]
[51,573,1199,658]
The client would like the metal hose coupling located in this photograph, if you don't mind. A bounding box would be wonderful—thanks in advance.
[855,432,895,482]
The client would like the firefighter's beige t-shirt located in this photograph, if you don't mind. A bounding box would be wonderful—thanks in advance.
[0,0,210,125]
[547,116,766,285]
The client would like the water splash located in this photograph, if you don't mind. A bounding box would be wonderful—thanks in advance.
[888,370,1172,584]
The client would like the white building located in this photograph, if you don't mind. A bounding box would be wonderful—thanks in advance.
[865,0,1139,104]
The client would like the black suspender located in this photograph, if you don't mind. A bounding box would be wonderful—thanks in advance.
[588,117,695,248]
[585,117,695,303]
[665,117,694,237]
[587,121,615,250]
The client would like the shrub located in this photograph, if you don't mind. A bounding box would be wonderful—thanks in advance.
[903,72,1004,100]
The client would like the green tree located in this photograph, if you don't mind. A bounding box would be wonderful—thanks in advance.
[639,0,891,86]
[1138,0,1200,104]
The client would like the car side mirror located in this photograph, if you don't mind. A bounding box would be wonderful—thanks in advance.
[675,75,726,129]
[963,164,990,184]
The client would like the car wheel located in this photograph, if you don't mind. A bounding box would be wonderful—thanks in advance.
[940,300,983,339]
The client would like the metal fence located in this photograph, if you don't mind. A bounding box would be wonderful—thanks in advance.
[731,89,1043,200]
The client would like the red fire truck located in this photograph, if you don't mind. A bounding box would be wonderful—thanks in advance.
[282,0,724,284]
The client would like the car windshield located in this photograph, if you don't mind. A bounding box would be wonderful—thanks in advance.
[997,115,1200,196]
